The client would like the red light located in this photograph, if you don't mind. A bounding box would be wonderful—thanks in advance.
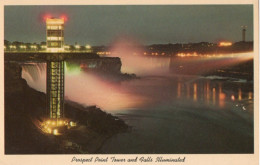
[60,15,68,22]
[43,14,52,21]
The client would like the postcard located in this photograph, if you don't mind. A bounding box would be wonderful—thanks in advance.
[0,1,258,165]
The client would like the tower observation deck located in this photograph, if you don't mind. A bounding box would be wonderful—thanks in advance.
[46,18,65,120]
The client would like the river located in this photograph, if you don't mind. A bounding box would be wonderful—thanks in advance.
[21,55,254,153]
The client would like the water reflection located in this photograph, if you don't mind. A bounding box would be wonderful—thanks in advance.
[177,82,181,98]
[248,92,253,100]
[175,79,252,109]
[212,88,216,105]
[218,85,225,107]
[193,83,197,101]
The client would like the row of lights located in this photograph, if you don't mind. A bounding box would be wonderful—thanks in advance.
[5,44,91,50]
[70,44,91,49]
[5,45,42,49]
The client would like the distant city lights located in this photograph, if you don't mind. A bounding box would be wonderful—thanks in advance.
[218,42,232,47]
[177,52,198,57]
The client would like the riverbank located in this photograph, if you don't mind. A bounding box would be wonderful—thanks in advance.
[5,62,129,154]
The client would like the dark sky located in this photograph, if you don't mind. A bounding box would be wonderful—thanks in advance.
[4,5,253,46]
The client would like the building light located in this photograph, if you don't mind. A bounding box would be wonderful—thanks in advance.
[41,45,47,49]
[46,18,64,25]
[47,37,63,41]
[46,18,65,52]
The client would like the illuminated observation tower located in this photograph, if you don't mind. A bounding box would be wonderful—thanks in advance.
[46,18,65,121]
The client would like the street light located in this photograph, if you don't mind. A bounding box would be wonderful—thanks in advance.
[19,45,26,51]
[85,45,91,49]
[30,45,37,51]
[75,45,80,51]
[64,45,70,50]
[9,45,16,51]
[41,45,47,49]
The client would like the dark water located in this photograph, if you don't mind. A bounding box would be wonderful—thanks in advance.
[21,56,254,154]
[98,74,253,154]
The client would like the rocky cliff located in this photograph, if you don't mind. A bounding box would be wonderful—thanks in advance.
[5,62,129,154]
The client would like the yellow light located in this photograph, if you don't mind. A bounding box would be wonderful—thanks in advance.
[46,18,64,25]
[70,121,77,127]
[10,45,16,49]
[41,45,47,48]
[218,42,232,47]
[48,128,52,134]
[85,45,91,49]
[53,129,58,135]
[46,120,50,125]
[52,121,56,126]
[47,37,62,41]
[47,48,64,52]
[75,45,80,49]
[58,120,63,125]
[64,45,70,49]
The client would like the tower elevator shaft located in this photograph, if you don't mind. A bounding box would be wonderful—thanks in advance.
[46,56,64,119]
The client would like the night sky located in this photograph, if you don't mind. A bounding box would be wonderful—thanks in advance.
[4,5,253,46]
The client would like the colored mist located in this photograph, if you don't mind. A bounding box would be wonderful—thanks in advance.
[107,37,253,76]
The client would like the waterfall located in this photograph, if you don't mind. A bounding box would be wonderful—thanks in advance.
[22,63,46,93]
